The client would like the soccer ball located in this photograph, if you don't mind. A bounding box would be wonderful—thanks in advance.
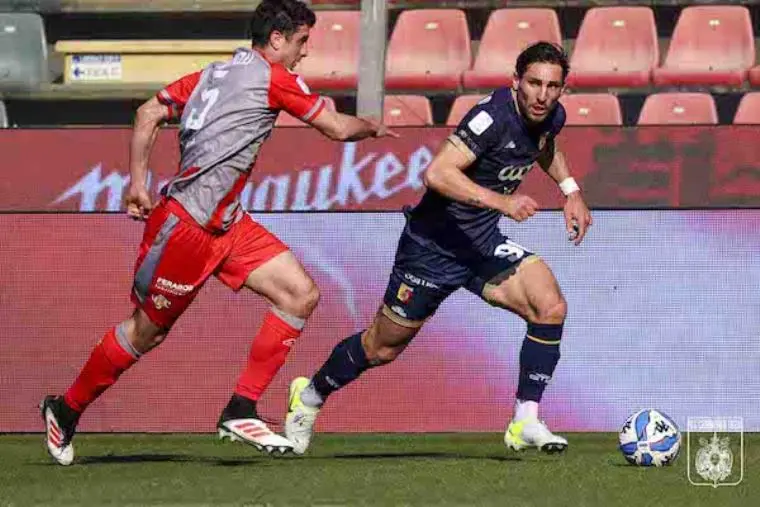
[618,409,681,466]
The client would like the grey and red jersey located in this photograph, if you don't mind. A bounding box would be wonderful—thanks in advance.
[156,47,326,233]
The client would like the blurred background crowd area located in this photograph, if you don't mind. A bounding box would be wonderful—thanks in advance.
[0,0,759,127]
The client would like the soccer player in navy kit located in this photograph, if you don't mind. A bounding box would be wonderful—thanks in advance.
[285,42,593,454]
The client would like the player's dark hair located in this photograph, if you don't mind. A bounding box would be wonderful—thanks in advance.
[250,0,316,47]
[515,41,569,81]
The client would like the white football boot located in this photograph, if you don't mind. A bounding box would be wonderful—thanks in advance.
[217,417,294,455]
[40,395,79,466]
[284,377,321,455]
[504,417,568,454]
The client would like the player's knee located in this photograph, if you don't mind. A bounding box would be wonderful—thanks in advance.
[373,345,404,365]
[533,293,567,324]
[363,320,415,366]
[124,309,171,354]
[294,280,320,316]
[280,278,320,318]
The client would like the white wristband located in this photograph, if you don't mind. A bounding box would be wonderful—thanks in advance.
[559,177,580,196]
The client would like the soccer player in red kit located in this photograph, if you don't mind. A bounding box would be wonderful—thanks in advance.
[41,0,397,465]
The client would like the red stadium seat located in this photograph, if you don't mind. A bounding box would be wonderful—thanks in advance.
[749,66,760,86]
[384,95,433,126]
[560,93,622,126]
[653,6,754,87]
[567,7,657,88]
[275,96,336,127]
[296,11,360,91]
[446,95,484,126]
[733,93,760,124]
[462,9,561,90]
[385,9,471,90]
[637,93,717,125]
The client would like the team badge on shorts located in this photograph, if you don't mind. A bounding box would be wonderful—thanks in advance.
[396,283,414,304]
[151,294,172,310]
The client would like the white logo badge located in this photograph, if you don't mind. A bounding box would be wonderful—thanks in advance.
[467,110,493,136]
[687,417,743,488]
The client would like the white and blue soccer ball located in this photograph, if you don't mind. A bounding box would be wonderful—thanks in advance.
[618,409,681,466]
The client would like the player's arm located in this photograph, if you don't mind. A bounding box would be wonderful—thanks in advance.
[126,71,201,220]
[129,97,168,190]
[424,137,537,222]
[308,109,398,142]
[268,67,397,141]
[537,137,593,244]
[126,96,170,220]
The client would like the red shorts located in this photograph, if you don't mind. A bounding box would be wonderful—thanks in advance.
[130,198,288,327]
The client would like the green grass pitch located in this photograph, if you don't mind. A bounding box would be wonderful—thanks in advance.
[0,433,756,506]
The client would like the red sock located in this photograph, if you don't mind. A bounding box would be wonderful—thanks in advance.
[64,327,139,413]
[234,311,302,401]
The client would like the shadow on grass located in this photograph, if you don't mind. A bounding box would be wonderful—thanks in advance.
[38,450,524,466]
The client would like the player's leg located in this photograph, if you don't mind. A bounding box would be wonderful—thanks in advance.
[285,234,460,454]
[42,202,215,465]
[474,240,568,453]
[213,216,317,453]
[285,309,422,454]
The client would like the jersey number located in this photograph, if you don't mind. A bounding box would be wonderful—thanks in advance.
[186,88,219,130]
[494,240,525,262]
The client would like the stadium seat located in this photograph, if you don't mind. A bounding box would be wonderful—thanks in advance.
[295,11,359,91]
[462,9,561,90]
[275,96,337,127]
[385,9,471,90]
[446,95,484,126]
[653,6,754,87]
[567,7,657,88]
[560,93,622,126]
[0,13,48,91]
[733,93,760,124]
[383,95,433,126]
[748,66,760,86]
[637,93,717,125]
[56,40,244,84]
[0,100,7,128]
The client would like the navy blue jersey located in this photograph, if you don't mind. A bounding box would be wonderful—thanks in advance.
[406,87,565,257]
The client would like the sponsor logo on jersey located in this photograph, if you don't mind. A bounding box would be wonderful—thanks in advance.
[403,272,440,289]
[468,111,494,136]
[155,277,195,296]
[497,164,532,182]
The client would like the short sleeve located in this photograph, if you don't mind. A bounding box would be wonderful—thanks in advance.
[156,71,202,120]
[268,64,326,122]
[450,95,503,158]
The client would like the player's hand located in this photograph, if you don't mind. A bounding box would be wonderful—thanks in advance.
[564,192,592,245]
[366,117,400,139]
[501,193,539,222]
[125,184,153,221]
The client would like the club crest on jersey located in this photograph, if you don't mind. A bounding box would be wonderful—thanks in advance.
[151,294,172,310]
[397,283,414,304]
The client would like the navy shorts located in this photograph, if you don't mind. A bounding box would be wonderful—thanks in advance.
[382,229,537,326]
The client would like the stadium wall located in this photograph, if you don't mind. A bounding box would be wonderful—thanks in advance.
[1,126,758,433]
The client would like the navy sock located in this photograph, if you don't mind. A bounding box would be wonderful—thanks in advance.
[311,331,370,399]
[516,322,563,402]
